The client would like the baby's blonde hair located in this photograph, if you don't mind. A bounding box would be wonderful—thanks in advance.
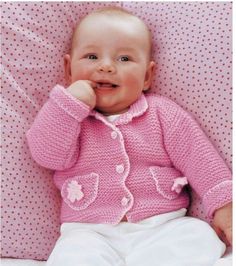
[70,6,152,59]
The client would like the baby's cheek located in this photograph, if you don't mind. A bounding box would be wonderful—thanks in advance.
[71,63,91,82]
[125,71,146,87]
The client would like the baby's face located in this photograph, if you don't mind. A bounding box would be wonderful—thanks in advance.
[65,14,155,115]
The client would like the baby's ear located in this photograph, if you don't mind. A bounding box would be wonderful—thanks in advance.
[64,54,72,84]
[143,61,155,91]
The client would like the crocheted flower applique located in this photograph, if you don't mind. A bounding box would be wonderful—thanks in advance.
[171,177,188,193]
[67,180,84,203]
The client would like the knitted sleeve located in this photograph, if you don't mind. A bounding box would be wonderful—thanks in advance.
[157,97,232,218]
[26,85,90,170]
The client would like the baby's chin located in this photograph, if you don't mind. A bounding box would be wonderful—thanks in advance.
[95,106,129,116]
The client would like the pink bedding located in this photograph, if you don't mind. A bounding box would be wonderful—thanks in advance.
[1,1,232,261]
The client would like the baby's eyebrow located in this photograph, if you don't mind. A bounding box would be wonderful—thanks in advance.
[83,44,99,49]
[117,47,137,53]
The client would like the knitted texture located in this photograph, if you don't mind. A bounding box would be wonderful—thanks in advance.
[26,85,232,224]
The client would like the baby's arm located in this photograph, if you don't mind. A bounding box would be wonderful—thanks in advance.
[157,97,232,244]
[26,81,96,170]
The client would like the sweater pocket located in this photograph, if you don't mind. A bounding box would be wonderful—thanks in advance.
[149,166,188,200]
[61,173,99,211]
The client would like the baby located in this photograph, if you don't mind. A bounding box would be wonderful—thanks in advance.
[27,7,232,266]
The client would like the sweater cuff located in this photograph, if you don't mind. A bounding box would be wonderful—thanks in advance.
[203,180,232,218]
[50,85,90,121]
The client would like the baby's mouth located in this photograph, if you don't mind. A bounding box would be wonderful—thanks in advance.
[96,82,118,89]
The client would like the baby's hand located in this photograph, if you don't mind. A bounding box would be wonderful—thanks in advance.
[212,202,232,246]
[67,80,97,109]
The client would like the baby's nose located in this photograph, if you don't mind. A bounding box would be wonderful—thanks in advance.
[98,61,116,73]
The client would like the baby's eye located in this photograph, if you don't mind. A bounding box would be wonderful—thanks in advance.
[86,54,97,60]
[119,56,130,62]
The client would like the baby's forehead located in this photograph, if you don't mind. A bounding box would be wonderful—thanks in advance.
[71,12,152,54]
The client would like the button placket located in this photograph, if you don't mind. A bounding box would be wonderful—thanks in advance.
[106,124,132,214]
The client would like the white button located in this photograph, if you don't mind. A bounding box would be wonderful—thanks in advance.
[121,197,130,206]
[111,131,118,139]
[116,164,124,174]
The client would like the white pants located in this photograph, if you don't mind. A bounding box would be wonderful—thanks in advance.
[46,209,225,266]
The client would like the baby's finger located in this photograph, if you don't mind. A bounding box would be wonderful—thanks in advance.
[223,227,232,246]
[212,225,229,246]
[85,80,97,89]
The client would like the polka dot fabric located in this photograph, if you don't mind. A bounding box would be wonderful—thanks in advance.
[1,1,232,261]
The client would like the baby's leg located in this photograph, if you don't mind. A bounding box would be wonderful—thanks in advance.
[46,224,124,266]
[126,216,225,266]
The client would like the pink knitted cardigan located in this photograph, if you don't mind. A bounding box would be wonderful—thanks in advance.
[26,85,232,224]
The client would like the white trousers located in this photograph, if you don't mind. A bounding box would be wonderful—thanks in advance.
[46,209,225,266]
